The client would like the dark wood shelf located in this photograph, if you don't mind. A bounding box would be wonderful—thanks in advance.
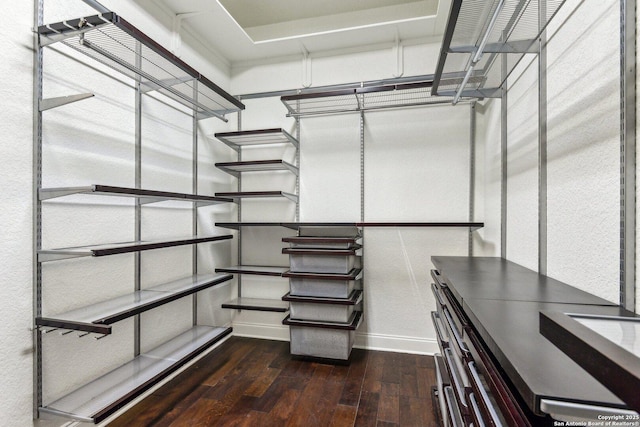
[215,265,289,277]
[221,298,289,312]
[39,235,232,262]
[39,184,233,206]
[215,221,484,230]
[213,128,298,151]
[215,160,298,176]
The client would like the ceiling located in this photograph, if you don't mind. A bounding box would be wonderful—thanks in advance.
[145,0,450,66]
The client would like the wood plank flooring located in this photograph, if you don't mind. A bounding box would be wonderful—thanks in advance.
[109,337,437,426]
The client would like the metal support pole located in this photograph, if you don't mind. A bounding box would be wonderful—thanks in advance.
[295,101,301,222]
[500,49,508,259]
[192,81,199,325]
[360,96,365,222]
[469,102,476,256]
[538,1,548,276]
[134,40,142,356]
[237,109,242,302]
[621,0,636,312]
[33,0,44,417]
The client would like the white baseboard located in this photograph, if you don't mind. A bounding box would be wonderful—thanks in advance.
[231,321,290,341]
[355,332,439,355]
[231,321,438,355]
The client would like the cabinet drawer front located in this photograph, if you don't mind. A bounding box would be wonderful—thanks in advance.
[444,385,467,427]
[431,269,448,288]
[442,306,471,361]
[431,282,448,309]
[465,328,531,427]
[469,392,487,427]
[467,361,504,427]
[435,355,451,427]
[431,311,450,354]
[444,347,470,414]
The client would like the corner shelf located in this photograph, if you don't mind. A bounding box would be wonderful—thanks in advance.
[432,0,567,103]
[36,274,232,334]
[221,298,289,313]
[38,234,232,262]
[280,81,452,117]
[39,185,233,206]
[215,160,298,176]
[38,12,244,119]
[39,325,232,424]
[213,128,298,151]
[215,265,289,277]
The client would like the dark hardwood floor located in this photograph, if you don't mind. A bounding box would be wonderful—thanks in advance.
[109,337,437,426]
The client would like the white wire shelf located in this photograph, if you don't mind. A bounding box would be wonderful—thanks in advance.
[215,160,298,177]
[38,12,244,120]
[432,0,567,103]
[38,325,232,423]
[213,128,299,151]
[280,81,453,117]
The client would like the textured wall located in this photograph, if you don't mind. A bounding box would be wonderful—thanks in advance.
[0,1,37,424]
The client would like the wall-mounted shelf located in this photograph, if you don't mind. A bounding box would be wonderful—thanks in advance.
[215,191,298,203]
[38,325,231,424]
[39,234,232,262]
[213,128,298,151]
[215,160,298,177]
[216,222,484,230]
[215,265,289,277]
[280,81,453,117]
[38,12,244,120]
[39,185,233,206]
[432,0,567,103]
[36,274,232,334]
[221,298,289,313]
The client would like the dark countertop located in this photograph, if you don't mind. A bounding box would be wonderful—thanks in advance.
[464,299,630,412]
[431,256,635,415]
[432,256,616,306]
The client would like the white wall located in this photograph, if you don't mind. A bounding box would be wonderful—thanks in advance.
[1,1,38,425]
[481,0,621,303]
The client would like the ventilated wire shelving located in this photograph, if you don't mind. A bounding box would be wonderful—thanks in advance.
[432,0,567,103]
[38,12,244,119]
[281,81,453,117]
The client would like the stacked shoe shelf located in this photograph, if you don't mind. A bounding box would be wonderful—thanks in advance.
[281,225,364,362]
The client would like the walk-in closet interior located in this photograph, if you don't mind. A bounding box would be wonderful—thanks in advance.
[1,0,639,425]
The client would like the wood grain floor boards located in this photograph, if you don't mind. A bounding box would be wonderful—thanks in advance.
[110,336,437,426]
